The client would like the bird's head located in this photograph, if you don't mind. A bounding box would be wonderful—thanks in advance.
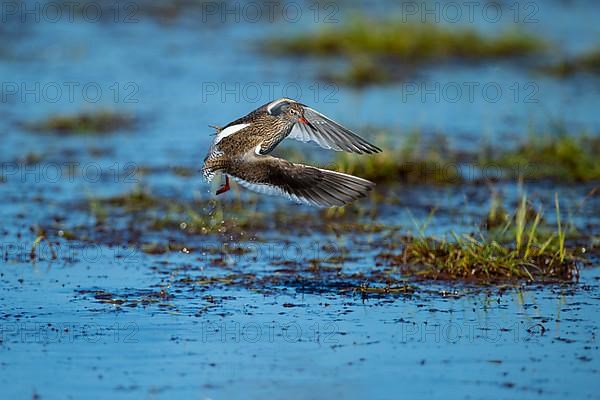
[267,98,313,128]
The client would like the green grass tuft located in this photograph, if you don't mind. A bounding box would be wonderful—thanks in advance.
[268,19,545,62]
[491,133,600,182]
[381,195,579,283]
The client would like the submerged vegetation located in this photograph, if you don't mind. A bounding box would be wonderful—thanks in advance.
[26,110,135,134]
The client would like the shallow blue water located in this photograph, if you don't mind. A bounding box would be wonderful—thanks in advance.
[1,251,599,399]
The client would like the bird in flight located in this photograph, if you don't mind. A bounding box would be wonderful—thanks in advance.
[202,98,381,207]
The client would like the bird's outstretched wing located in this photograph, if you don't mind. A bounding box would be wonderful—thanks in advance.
[288,106,381,154]
[231,155,374,207]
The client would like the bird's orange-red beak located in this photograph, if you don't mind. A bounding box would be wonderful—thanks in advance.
[298,116,316,130]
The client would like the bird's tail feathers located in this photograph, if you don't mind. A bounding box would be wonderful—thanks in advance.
[208,125,222,135]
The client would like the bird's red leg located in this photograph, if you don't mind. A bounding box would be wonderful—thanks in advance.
[216,175,230,195]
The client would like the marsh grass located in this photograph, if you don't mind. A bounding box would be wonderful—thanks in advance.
[268,19,545,62]
[490,133,600,181]
[26,110,135,134]
[332,131,600,184]
[30,226,57,261]
[335,130,462,184]
[485,191,509,230]
[388,194,579,282]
